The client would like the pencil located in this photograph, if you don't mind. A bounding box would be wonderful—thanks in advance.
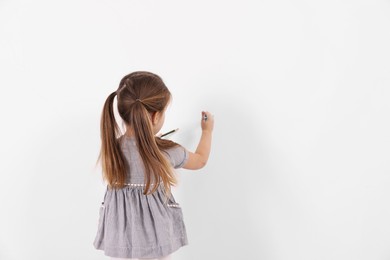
[160,128,179,138]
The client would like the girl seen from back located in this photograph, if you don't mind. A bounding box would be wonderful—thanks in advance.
[93,71,214,260]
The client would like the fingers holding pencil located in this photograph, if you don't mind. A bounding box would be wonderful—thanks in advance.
[201,111,214,132]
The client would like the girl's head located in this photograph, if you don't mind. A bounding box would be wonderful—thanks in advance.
[117,71,171,136]
[98,71,180,198]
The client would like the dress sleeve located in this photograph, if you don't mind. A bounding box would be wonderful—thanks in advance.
[164,144,190,169]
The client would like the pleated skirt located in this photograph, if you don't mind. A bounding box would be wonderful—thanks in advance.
[93,184,188,258]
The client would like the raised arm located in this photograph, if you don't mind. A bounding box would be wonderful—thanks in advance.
[183,111,214,170]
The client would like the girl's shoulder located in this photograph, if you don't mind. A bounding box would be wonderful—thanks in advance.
[162,143,189,169]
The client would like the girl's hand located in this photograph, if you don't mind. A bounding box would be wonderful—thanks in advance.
[201,111,214,132]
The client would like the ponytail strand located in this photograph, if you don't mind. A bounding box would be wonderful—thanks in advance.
[98,91,127,189]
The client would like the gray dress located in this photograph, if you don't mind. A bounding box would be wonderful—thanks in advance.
[93,135,190,258]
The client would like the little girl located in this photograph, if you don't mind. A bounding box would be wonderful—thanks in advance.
[93,71,214,260]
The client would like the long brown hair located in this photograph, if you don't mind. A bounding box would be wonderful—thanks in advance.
[97,71,180,199]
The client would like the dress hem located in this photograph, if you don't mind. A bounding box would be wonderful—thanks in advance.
[94,236,188,259]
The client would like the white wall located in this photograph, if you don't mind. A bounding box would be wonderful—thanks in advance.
[1,0,389,259]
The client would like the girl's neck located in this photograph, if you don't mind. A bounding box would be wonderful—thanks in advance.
[125,128,135,137]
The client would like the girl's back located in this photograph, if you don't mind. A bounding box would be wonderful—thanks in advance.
[119,135,189,184]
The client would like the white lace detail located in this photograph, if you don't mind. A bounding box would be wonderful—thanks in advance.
[114,181,163,187]
[167,203,180,208]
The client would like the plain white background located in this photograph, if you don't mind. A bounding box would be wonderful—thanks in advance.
[1,0,389,259]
